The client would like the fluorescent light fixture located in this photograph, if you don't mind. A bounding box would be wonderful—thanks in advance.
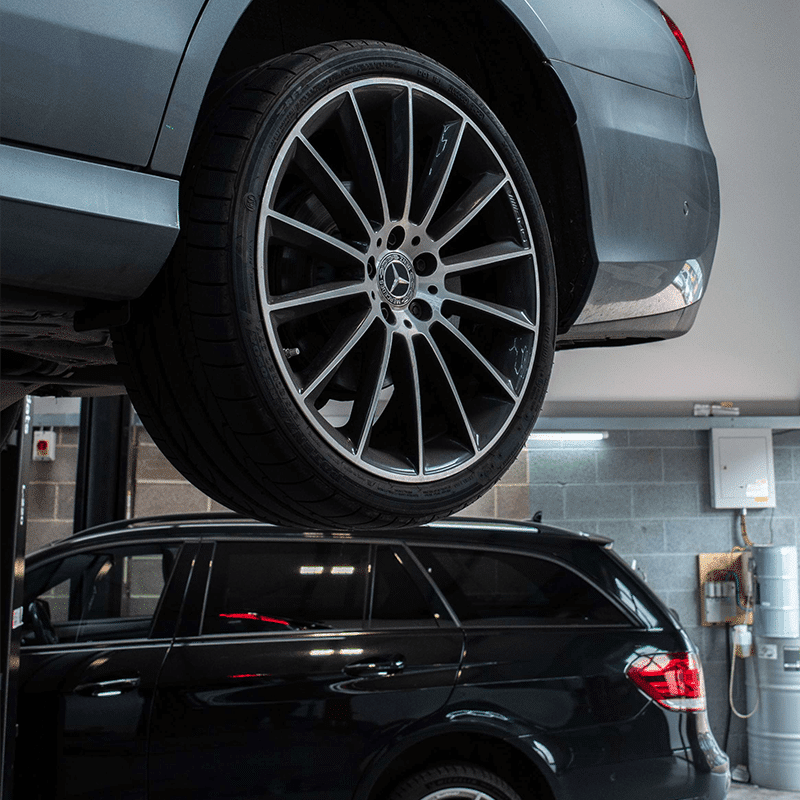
[528,431,608,441]
[331,566,355,575]
[300,566,324,575]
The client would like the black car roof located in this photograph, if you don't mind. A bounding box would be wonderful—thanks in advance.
[26,513,611,560]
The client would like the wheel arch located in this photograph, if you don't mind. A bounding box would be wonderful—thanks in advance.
[359,730,557,800]
[150,0,595,332]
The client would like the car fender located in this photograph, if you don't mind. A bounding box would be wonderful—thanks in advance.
[503,0,695,98]
[351,706,562,800]
[149,0,694,178]
[149,0,253,176]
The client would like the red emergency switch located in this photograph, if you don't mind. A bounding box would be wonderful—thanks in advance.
[32,430,56,461]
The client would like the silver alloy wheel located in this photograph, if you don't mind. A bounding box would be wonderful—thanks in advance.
[257,77,540,480]
[414,791,500,800]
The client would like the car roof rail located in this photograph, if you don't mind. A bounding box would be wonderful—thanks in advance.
[72,511,252,538]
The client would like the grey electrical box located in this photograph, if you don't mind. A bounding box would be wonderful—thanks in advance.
[710,428,776,509]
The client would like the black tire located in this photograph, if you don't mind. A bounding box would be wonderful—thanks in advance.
[388,762,523,800]
[114,40,556,528]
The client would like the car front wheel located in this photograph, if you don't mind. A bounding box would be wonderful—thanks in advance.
[115,41,556,528]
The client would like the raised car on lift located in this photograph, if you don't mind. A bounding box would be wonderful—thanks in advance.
[0,0,719,527]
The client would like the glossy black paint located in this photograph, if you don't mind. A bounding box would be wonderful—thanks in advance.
[16,516,730,800]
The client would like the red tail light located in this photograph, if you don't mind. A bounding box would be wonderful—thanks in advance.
[626,651,706,712]
[660,9,695,73]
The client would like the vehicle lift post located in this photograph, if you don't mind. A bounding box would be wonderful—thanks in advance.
[1,395,131,798]
[1,399,32,800]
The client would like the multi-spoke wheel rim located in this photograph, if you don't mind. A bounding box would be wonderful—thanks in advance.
[257,77,540,481]
[416,791,500,800]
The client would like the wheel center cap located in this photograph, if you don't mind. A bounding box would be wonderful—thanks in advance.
[377,251,416,307]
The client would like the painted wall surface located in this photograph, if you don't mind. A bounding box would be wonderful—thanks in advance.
[546,0,800,412]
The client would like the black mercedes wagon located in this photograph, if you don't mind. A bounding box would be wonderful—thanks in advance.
[16,516,730,799]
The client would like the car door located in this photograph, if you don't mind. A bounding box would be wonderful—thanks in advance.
[15,539,194,800]
[0,0,206,165]
[410,546,647,741]
[148,538,463,800]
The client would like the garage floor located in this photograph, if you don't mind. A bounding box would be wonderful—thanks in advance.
[729,783,800,799]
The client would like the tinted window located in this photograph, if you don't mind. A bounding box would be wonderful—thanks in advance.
[23,543,180,644]
[413,547,628,626]
[370,547,439,628]
[204,541,370,634]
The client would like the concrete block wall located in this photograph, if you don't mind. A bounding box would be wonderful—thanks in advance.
[464,427,800,770]
[25,427,80,553]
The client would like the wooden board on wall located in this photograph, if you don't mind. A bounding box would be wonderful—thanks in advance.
[698,552,753,627]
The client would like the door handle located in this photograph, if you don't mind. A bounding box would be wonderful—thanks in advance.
[343,655,405,677]
[74,677,141,697]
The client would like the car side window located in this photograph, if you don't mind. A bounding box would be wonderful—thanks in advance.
[203,541,370,634]
[412,547,629,627]
[369,547,440,628]
[22,543,181,645]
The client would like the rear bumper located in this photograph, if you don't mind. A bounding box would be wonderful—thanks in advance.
[546,751,729,800]
[552,61,720,345]
[517,715,730,800]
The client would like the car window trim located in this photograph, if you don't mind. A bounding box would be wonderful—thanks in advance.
[407,542,642,629]
[21,638,176,653]
[146,541,187,639]
[198,540,215,638]
[151,540,203,640]
[170,631,369,648]
[397,543,461,627]
[364,544,450,630]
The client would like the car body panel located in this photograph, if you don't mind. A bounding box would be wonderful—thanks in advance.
[0,145,179,300]
[149,629,463,799]
[548,707,730,800]
[452,628,650,735]
[0,0,206,167]
[505,0,695,97]
[16,641,169,799]
[148,0,254,175]
[549,61,719,331]
[147,0,694,178]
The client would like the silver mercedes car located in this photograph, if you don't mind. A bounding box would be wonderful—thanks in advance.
[0,0,719,527]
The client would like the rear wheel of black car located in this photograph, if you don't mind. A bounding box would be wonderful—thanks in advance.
[389,763,523,800]
[115,41,556,528]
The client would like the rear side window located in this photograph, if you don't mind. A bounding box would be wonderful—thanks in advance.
[204,541,370,634]
[412,547,628,626]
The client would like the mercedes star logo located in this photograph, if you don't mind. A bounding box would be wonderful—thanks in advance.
[377,251,416,307]
[385,261,411,298]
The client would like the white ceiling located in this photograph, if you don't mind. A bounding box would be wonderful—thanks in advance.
[544,0,800,416]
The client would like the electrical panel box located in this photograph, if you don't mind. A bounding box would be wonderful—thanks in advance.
[710,428,775,509]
